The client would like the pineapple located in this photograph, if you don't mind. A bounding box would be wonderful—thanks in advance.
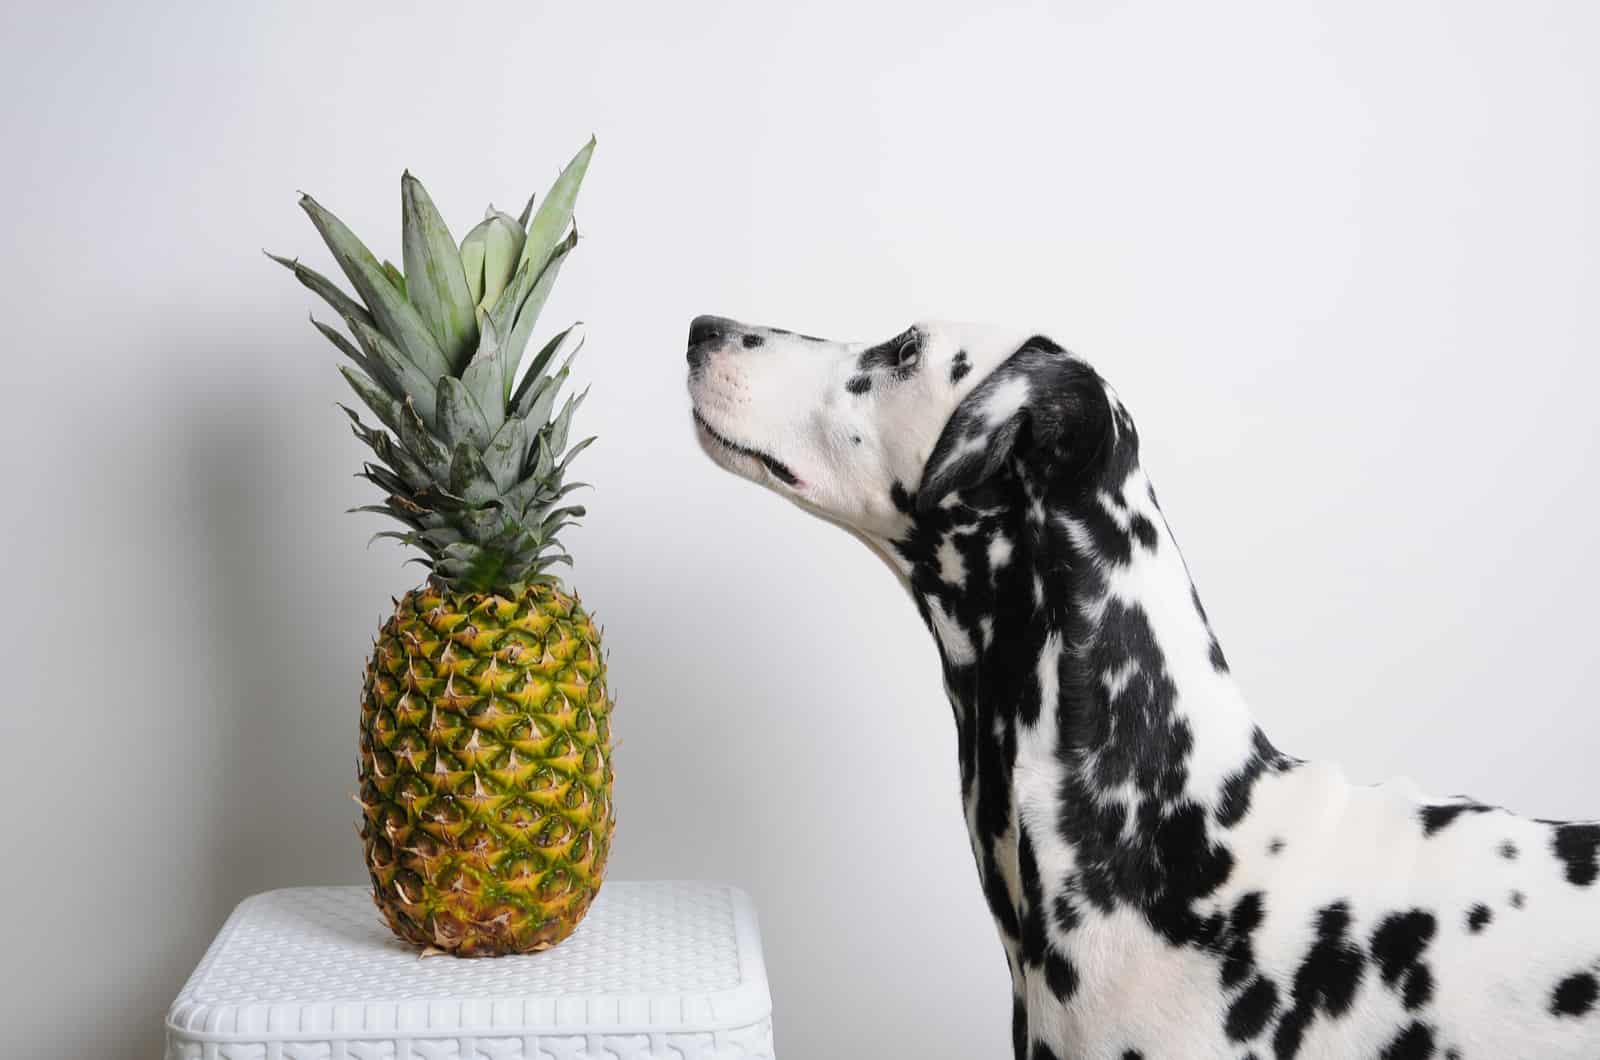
[271,140,613,956]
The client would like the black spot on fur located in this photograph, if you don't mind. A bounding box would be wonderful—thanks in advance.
[1221,891,1265,988]
[1465,904,1491,933]
[951,349,971,383]
[1128,513,1159,551]
[1071,486,1172,570]
[1216,729,1286,829]
[1232,890,1266,931]
[1553,823,1600,886]
[1268,837,1286,855]
[1273,902,1367,1059]
[1029,1042,1063,1060]
[846,374,872,395]
[1371,910,1436,1012]
[1551,971,1598,1017]
[890,481,915,514]
[1379,1021,1436,1059]
[1498,840,1517,860]
[851,434,862,445]
[1016,824,1082,1005]
[1509,890,1525,909]
[1420,802,1492,836]
[1051,893,1079,935]
[740,332,764,348]
[1403,965,1434,1010]
[1189,584,1229,673]
[1044,951,1077,998]
[1120,1052,1142,1060]
[1225,976,1278,1041]
[1012,994,1027,1060]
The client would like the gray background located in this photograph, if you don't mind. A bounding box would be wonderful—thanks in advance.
[4,2,1598,1056]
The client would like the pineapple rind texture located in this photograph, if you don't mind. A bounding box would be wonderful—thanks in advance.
[359,583,614,956]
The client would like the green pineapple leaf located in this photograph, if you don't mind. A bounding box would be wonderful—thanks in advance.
[312,316,392,393]
[512,324,580,407]
[520,138,594,288]
[267,253,375,331]
[338,366,403,434]
[299,193,452,383]
[401,172,478,371]
[546,387,589,455]
[460,314,507,433]
[503,230,579,396]
[458,222,487,307]
[396,398,450,478]
[348,316,440,427]
[447,442,501,506]
[472,210,524,310]
[380,259,407,295]
[482,416,529,494]
[436,376,494,452]
[556,435,597,477]
[280,140,599,594]
[515,361,570,426]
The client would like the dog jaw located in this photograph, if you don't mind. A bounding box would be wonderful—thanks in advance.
[690,410,803,488]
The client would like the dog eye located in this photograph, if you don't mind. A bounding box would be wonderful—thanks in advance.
[894,333,921,368]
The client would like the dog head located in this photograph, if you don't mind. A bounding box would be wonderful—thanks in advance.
[686,315,1118,538]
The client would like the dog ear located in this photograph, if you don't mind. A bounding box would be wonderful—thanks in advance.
[916,336,1112,513]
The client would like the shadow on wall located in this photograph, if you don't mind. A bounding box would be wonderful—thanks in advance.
[105,382,369,1060]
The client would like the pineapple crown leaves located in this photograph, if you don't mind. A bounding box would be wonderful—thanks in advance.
[271,138,598,595]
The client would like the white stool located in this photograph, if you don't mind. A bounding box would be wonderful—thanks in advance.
[165,882,774,1060]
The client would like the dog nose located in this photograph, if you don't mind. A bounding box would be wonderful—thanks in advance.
[689,315,735,348]
[687,314,738,367]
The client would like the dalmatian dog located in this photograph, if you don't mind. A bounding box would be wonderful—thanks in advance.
[684,315,1600,1059]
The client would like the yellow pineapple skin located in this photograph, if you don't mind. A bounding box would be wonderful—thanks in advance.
[357,583,614,956]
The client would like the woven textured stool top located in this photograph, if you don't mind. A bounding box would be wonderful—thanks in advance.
[166,882,773,1058]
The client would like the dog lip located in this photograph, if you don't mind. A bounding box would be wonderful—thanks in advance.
[692,411,802,487]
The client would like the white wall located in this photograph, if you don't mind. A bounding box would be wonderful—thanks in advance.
[4,2,1598,1055]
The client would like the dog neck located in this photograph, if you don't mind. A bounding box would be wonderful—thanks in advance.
[877,388,1287,948]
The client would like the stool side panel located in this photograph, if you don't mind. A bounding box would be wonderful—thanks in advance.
[166,1017,775,1060]
[166,883,774,1055]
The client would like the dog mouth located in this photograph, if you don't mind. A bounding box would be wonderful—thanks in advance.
[692,411,801,487]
